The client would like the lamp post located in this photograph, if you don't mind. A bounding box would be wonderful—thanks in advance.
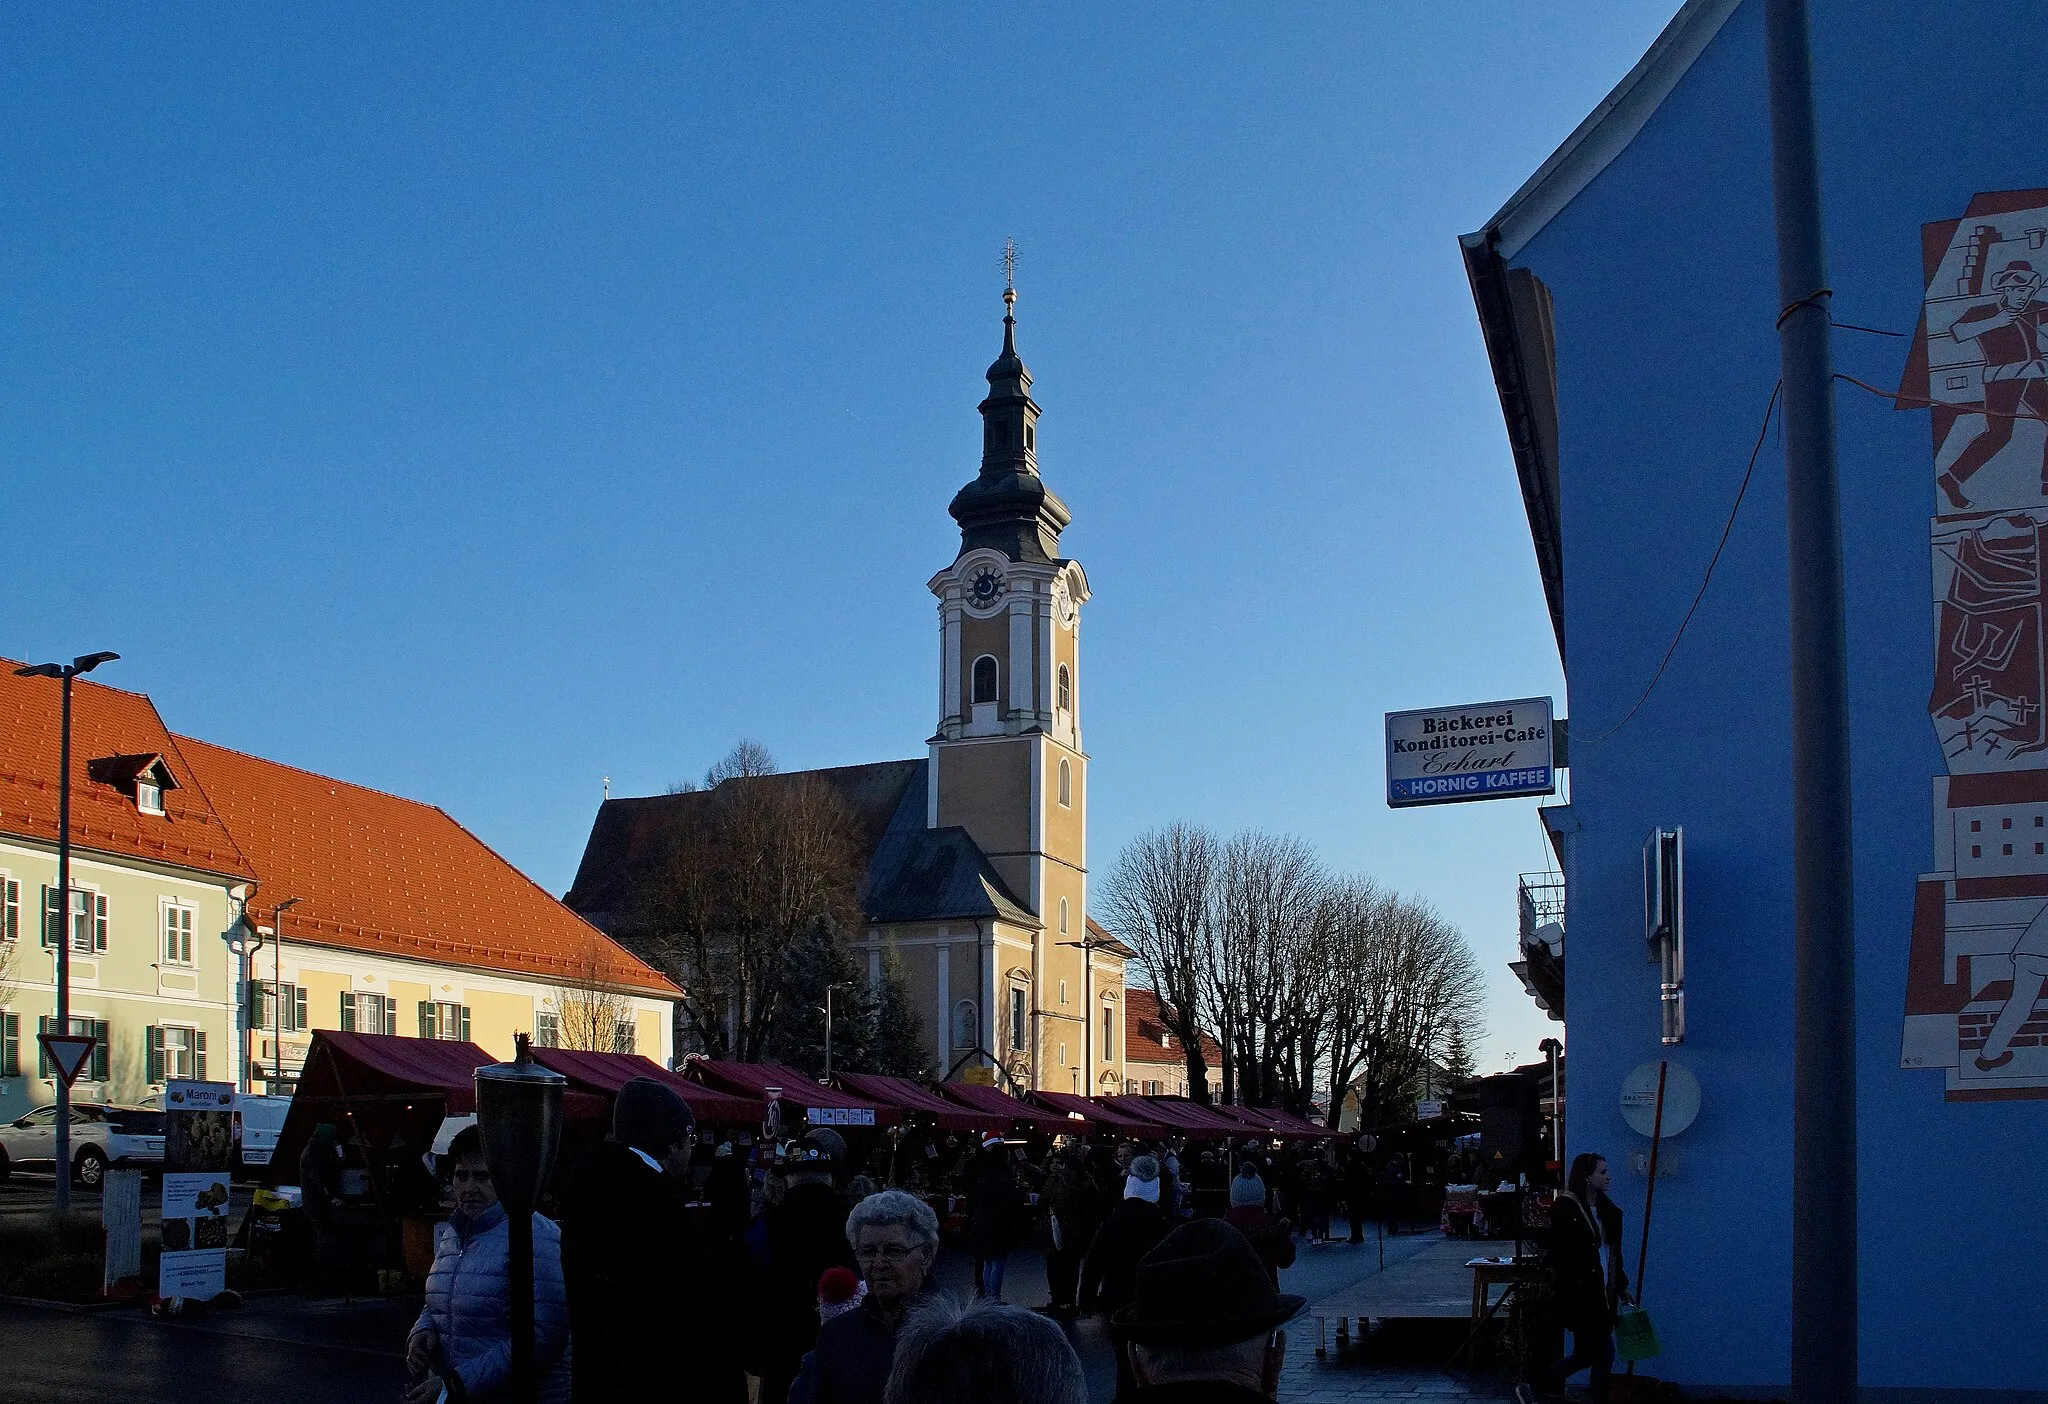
[272,898,301,1092]
[1057,931,1116,1098]
[475,1035,565,1404]
[15,651,119,1215]
[1538,1036,1564,1170]
[820,983,851,1083]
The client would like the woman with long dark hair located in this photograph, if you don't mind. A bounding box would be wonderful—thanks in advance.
[1520,1152,1629,1404]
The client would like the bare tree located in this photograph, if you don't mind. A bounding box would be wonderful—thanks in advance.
[1098,824,1219,1103]
[632,744,864,1062]
[1328,895,1485,1129]
[555,939,636,1051]
[1210,832,1326,1107]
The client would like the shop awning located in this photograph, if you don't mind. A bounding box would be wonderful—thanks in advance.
[683,1059,900,1127]
[1246,1106,1345,1140]
[1029,1090,1166,1134]
[1121,1095,1243,1140]
[530,1047,766,1124]
[833,1073,986,1132]
[931,1081,1073,1133]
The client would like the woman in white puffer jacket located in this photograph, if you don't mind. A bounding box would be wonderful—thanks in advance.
[405,1126,571,1404]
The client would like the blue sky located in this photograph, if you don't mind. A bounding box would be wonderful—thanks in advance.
[2,4,1679,1072]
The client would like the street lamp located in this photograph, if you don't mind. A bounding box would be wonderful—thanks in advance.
[14,651,119,1215]
[475,1035,565,1404]
[272,898,302,1092]
[1538,1036,1564,1169]
[821,983,849,1082]
[1057,930,1118,1098]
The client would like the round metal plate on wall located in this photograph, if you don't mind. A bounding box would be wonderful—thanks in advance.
[1619,1059,1702,1138]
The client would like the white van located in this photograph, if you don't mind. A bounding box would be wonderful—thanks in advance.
[234,1094,293,1172]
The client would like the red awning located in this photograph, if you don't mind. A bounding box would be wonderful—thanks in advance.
[1120,1096,1242,1140]
[1030,1090,1166,1133]
[1246,1106,1345,1139]
[931,1081,1073,1132]
[833,1073,986,1132]
[530,1047,766,1124]
[683,1060,900,1127]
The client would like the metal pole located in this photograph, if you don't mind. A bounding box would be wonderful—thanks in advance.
[53,673,74,1216]
[509,1207,536,1404]
[823,985,833,1082]
[1764,4,1858,1400]
[1081,943,1092,1090]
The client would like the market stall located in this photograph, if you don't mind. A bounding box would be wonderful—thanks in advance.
[1120,1095,1249,1140]
[682,1059,901,1128]
[1245,1105,1345,1140]
[833,1072,985,1132]
[530,1047,767,1125]
[931,1080,1073,1134]
[1029,1090,1167,1136]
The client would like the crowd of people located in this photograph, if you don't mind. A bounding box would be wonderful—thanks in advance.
[395,1084,1624,1404]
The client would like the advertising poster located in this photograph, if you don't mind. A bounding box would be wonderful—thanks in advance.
[1384,697,1555,807]
[160,1080,235,1299]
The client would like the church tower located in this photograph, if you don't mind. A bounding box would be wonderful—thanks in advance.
[928,282,1102,1092]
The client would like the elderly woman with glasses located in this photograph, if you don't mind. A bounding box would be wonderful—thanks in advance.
[790,1190,946,1404]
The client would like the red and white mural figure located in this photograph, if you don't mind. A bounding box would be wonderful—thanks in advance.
[1901,188,2048,1100]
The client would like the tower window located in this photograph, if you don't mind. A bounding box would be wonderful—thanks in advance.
[1058,757,1072,808]
[973,655,1000,705]
[1009,987,1027,1051]
[1059,897,1069,934]
[1057,665,1071,712]
[1025,424,1034,449]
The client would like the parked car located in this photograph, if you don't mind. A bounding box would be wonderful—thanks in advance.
[0,1103,167,1188]
[233,1094,292,1174]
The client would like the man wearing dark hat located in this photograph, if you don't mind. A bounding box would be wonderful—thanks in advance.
[1114,1219,1305,1403]
[747,1130,859,1404]
[560,1076,742,1404]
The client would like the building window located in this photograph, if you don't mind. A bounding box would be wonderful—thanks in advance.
[0,876,16,944]
[136,780,164,815]
[535,1012,560,1048]
[249,981,306,1033]
[42,1017,109,1081]
[612,1019,637,1054]
[952,1000,978,1050]
[1058,758,1071,807]
[341,991,397,1035]
[0,1012,15,1078]
[418,1001,471,1042]
[972,655,1000,705]
[1025,423,1034,450]
[1008,987,1026,1052]
[1059,897,1069,934]
[43,887,107,953]
[162,902,196,965]
[1059,1041,1068,1065]
[1058,980,1068,1005]
[147,1025,205,1082]
[1102,1005,1116,1060]
[1057,665,1071,712]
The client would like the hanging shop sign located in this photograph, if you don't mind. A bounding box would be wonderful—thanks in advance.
[1385,697,1557,807]
[807,1106,876,1127]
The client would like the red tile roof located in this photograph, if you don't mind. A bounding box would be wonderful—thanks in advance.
[1124,987,1222,1068]
[174,733,678,998]
[0,662,256,882]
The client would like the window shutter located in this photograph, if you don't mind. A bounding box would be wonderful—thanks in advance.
[418,1002,435,1039]
[2,878,17,942]
[460,1007,471,1043]
[146,1026,164,1084]
[245,980,262,1027]
[293,986,307,1034]
[194,1031,207,1082]
[93,894,107,952]
[383,999,397,1036]
[340,993,355,1032]
[0,1013,16,1079]
[42,887,59,947]
[37,1016,52,1078]
[92,1022,109,1081]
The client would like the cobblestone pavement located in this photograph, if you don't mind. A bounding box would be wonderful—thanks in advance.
[1279,1351,1517,1403]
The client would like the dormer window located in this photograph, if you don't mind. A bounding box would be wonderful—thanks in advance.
[88,753,179,817]
[136,781,163,815]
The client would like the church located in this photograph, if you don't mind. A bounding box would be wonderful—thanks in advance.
[565,287,1131,1094]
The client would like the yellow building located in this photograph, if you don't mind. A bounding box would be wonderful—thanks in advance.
[569,290,1129,1093]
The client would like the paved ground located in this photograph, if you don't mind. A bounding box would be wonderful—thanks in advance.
[0,1169,257,1236]
[0,1213,1517,1402]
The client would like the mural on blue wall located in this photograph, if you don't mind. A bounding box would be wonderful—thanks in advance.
[1899,188,2048,1103]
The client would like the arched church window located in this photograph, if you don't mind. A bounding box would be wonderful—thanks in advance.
[952,1000,978,1050]
[973,655,1000,705]
[1057,664,1071,712]
[1059,897,1069,934]
[1058,757,1072,808]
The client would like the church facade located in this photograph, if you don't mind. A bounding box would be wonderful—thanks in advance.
[566,291,1129,1094]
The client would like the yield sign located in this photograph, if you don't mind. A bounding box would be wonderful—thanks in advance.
[37,1034,96,1086]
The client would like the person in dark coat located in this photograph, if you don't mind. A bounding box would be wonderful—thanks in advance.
[560,1078,742,1404]
[1041,1141,1103,1316]
[704,1138,752,1242]
[964,1135,1021,1301]
[1221,1170,1294,1287]
[750,1133,859,1404]
[1080,1155,1171,1403]
[1522,1152,1628,1404]
[791,1190,945,1404]
[1190,1150,1230,1219]
[1115,1218,1304,1404]
[1342,1145,1374,1245]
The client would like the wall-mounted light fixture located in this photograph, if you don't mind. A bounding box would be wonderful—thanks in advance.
[1643,827,1685,1045]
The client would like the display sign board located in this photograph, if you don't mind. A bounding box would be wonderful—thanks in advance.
[806,1106,876,1127]
[160,1080,234,1302]
[164,1081,235,1171]
[1385,697,1556,807]
[1416,1099,1446,1120]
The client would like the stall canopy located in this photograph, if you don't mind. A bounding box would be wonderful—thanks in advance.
[932,1081,1073,1133]
[833,1073,984,1132]
[1029,1090,1163,1134]
[1121,1095,1243,1140]
[1246,1106,1344,1140]
[684,1060,900,1127]
[272,1031,610,1185]
[531,1047,765,1125]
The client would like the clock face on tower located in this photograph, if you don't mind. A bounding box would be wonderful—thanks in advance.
[965,563,1009,614]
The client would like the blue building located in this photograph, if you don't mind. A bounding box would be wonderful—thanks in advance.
[1463,1,2048,1395]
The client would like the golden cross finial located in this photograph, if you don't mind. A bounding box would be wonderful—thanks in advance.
[1002,237,1018,306]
